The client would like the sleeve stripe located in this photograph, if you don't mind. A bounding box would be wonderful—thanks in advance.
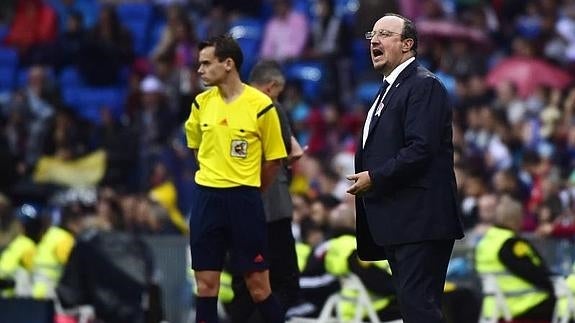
[257,104,274,118]
[192,99,200,109]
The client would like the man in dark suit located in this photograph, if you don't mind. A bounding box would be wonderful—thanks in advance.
[346,13,464,323]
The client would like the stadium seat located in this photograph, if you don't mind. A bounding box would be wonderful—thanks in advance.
[228,18,263,79]
[116,3,154,56]
[116,2,154,24]
[478,274,512,323]
[288,273,402,323]
[59,66,84,87]
[0,46,18,66]
[352,38,370,77]
[0,47,18,91]
[552,276,575,323]
[123,20,150,56]
[63,86,126,123]
[0,66,16,92]
[283,61,326,102]
[355,81,380,105]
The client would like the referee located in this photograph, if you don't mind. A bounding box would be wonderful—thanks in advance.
[226,60,304,323]
[185,35,287,323]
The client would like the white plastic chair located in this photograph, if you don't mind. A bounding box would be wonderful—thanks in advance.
[551,276,575,323]
[288,273,402,323]
[478,274,512,323]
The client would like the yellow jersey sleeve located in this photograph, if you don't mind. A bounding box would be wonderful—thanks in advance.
[185,97,202,149]
[258,104,287,161]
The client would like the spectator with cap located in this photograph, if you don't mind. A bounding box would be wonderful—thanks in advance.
[133,75,174,191]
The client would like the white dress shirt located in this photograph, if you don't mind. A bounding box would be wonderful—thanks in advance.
[362,57,415,148]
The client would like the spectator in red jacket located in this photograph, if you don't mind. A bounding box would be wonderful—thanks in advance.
[4,0,57,56]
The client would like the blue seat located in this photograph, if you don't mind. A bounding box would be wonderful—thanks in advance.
[59,66,84,87]
[64,86,126,123]
[0,67,16,92]
[355,81,380,105]
[116,3,154,56]
[228,18,263,79]
[116,2,153,23]
[0,47,18,66]
[283,61,326,102]
[0,47,18,91]
[123,20,150,56]
[352,38,370,77]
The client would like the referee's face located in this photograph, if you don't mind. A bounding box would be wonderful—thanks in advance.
[198,46,228,87]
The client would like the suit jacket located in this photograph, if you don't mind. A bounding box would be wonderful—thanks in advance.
[262,102,293,223]
[355,61,464,260]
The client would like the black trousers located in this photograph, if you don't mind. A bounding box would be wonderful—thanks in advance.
[227,218,299,323]
[384,239,454,323]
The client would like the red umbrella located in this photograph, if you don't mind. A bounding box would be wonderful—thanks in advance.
[485,57,574,98]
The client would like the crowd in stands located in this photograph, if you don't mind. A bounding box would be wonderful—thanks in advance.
[1,0,575,321]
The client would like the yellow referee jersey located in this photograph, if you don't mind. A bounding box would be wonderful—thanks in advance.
[185,84,287,188]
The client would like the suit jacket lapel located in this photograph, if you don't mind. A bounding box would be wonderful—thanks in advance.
[365,61,418,142]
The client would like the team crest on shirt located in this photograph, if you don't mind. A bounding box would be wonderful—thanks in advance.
[231,139,248,158]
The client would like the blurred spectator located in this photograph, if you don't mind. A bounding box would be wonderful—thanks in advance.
[46,0,98,33]
[77,4,134,86]
[96,107,139,192]
[4,65,60,168]
[148,161,188,235]
[466,193,498,245]
[150,4,198,69]
[52,9,86,69]
[3,0,57,62]
[519,149,546,230]
[460,172,488,230]
[57,190,164,323]
[260,0,309,62]
[41,107,91,160]
[304,0,353,101]
[197,4,229,39]
[153,55,201,122]
[554,3,575,64]
[212,0,262,19]
[131,75,173,191]
[493,80,527,126]
[475,195,556,321]
[492,169,523,201]
[31,201,87,299]
[0,199,38,298]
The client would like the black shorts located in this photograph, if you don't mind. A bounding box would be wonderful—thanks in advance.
[189,184,269,273]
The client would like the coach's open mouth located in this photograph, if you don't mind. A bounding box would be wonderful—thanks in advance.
[372,49,383,58]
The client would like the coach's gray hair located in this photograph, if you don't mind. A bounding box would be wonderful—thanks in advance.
[249,60,285,85]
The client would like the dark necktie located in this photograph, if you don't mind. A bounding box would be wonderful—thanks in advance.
[368,80,390,134]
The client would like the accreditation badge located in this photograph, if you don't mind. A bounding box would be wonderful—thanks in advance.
[231,139,248,158]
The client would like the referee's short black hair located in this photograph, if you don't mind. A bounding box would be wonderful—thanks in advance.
[199,34,243,72]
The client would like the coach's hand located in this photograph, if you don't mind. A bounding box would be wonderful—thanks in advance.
[346,171,372,195]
